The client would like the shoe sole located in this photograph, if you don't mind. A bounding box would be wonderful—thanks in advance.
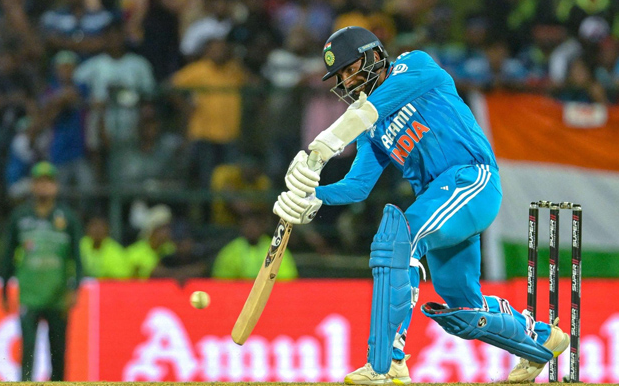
[508,332,571,382]
[344,376,412,385]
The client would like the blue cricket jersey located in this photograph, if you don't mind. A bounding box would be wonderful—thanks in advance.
[316,50,498,205]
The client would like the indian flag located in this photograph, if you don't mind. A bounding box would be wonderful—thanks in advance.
[469,92,619,280]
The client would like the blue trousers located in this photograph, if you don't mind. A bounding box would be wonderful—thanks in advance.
[391,164,550,359]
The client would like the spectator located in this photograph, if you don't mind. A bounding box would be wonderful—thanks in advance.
[332,0,396,46]
[109,101,183,187]
[261,26,323,179]
[386,0,468,38]
[553,56,608,104]
[42,50,96,191]
[421,5,467,75]
[228,0,281,76]
[549,16,611,85]
[491,0,559,54]
[0,0,45,61]
[272,0,333,44]
[0,40,40,134]
[171,37,248,189]
[594,37,619,102]
[555,0,619,39]
[126,204,176,279]
[4,116,46,200]
[125,0,183,81]
[151,220,207,284]
[517,19,570,92]
[179,0,232,60]
[39,0,117,57]
[457,38,529,91]
[1,161,83,381]
[212,209,298,280]
[0,40,41,196]
[73,20,156,156]
[462,13,490,57]
[210,156,272,226]
[80,215,130,279]
[332,0,375,31]
[262,26,326,89]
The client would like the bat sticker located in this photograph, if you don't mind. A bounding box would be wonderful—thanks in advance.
[265,223,286,267]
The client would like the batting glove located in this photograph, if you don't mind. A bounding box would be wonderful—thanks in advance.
[285,151,321,197]
[273,191,322,225]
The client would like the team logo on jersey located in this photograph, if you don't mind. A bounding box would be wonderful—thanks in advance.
[325,51,335,66]
[378,102,433,166]
[392,63,408,75]
[369,125,377,137]
[53,213,67,230]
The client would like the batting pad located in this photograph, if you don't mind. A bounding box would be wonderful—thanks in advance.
[368,204,412,374]
[421,302,553,363]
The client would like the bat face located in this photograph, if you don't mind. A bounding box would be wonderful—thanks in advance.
[231,219,293,345]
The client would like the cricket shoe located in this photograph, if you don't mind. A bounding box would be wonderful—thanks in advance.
[344,354,412,385]
[508,318,570,382]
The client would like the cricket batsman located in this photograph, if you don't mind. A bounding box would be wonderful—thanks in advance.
[273,26,570,384]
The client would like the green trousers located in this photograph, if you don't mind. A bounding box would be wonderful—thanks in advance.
[19,306,67,381]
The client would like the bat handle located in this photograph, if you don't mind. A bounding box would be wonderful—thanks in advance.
[307,150,324,173]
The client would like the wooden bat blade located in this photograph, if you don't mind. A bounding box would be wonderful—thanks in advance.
[231,219,292,345]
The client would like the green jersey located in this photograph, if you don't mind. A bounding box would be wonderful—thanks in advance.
[1,202,83,309]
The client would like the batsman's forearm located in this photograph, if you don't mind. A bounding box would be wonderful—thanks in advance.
[309,93,378,162]
[315,134,388,206]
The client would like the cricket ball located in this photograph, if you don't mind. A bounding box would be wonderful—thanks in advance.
[190,291,210,309]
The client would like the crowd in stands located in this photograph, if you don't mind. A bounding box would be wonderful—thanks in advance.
[1,0,619,280]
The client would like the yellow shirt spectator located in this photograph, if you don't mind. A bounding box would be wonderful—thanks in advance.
[211,163,271,226]
[332,12,396,46]
[172,58,247,143]
[212,235,298,280]
[80,236,131,279]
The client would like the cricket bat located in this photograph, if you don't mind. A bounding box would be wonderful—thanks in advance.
[231,151,323,345]
[231,218,293,345]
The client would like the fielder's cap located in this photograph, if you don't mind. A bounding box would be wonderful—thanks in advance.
[53,50,79,67]
[31,161,58,179]
[322,26,383,81]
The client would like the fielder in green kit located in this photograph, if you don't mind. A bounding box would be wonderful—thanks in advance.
[1,161,83,381]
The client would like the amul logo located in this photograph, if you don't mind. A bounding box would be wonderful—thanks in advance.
[123,309,351,382]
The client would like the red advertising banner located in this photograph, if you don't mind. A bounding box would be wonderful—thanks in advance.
[0,279,618,383]
[97,279,373,382]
